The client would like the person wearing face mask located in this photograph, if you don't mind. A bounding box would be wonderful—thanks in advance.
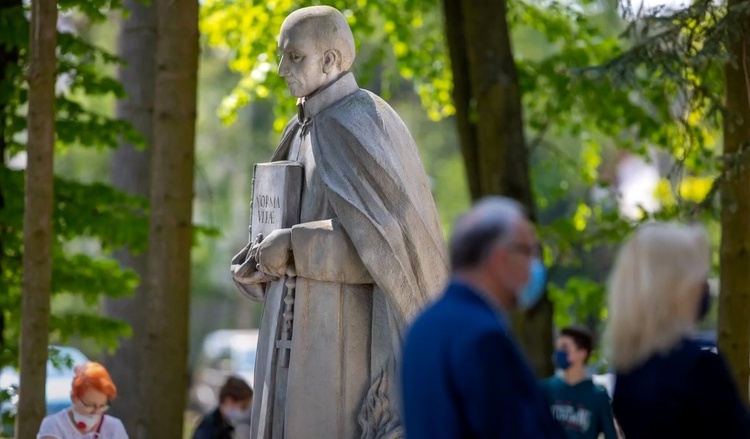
[540,327,618,439]
[400,196,565,439]
[605,222,750,438]
[192,376,253,439]
[37,361,128,439]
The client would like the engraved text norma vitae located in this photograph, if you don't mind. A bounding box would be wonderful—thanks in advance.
[255,194,282,224]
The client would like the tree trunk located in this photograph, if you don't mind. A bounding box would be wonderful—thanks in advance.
[139,0,198,436]
[104,0,156,434]
[16,0,57,436]
[441,0,553,377]
[718,4,750,404]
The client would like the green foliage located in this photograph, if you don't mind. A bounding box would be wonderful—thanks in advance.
[0,0,149,375]
[514,0,742,337]
[0,169,146,355]
[198,0,740,357]
[548,277,607,329]
[50,314,132,352]
[59,0,124,22]
[200,0,452,128]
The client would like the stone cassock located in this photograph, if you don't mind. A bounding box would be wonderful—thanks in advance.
[230,6,449,439]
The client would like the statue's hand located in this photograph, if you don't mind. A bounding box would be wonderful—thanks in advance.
[257,228,293,277]
[231,235,277,284]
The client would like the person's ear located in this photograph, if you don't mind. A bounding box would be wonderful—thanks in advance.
[321,49,340,74]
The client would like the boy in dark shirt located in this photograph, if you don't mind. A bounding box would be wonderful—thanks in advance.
[541,327,618,439]
[192,376,253,439]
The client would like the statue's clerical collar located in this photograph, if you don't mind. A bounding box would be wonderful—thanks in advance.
[297,72,358,120]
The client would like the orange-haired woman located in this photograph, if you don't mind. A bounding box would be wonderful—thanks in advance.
[37,361,128,439]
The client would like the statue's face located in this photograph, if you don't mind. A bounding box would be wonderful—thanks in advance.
[278,24,330,98]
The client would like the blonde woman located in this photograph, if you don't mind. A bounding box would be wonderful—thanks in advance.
[605,222,750,438]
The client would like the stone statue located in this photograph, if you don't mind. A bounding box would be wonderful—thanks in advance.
[230,6,449,439]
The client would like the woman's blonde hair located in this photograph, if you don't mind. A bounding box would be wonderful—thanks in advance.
[604,222,709,372]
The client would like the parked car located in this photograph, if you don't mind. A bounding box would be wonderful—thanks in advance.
[1,346,89,435]
[189,329,259,414]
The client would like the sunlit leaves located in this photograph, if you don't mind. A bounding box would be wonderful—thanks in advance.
[679,175,713,202]
[200,0,452,128]
[572,203,593,232]
[653,178,676,207]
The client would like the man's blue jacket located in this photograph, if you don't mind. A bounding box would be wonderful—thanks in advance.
[401,280,564,439]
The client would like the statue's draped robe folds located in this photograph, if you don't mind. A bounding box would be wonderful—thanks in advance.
[232,73,448,439]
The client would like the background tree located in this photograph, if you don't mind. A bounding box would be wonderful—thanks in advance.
[577,0,750,398]
[0,0,147,432]
[16,0,57,436]
[719,0,750,403]
[103,0,156,432]
[442,0,552,377]
[140,0,199,435]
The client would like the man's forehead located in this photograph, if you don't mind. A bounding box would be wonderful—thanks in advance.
[279,19,313,43]
[278,25,317,51]
[277,29,294,49]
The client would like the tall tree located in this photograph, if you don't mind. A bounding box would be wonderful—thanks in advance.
[16,0,57,435]
[719,0,750,403]
[140,0,199,435]
[442,0,553,377]
[104,0,156,433]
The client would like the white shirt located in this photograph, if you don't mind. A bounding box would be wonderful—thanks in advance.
[37,408,128,439]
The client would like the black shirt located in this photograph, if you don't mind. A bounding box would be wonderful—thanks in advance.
[613,339,750,438]
[192,408,234,439]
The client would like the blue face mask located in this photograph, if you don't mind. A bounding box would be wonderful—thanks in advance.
[518,257,546,311]
[553,349,571,370]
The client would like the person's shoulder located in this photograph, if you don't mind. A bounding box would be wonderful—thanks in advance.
[589,379,611,399]
[320,88,397,127]
[409,286,499,334]
[666,338,721,371]
[404,291,507,367]
[669,338,709,357]
[191,410,219,437]
[542,375,562,387]
[43,409,68,425]
[37,411,65,438]
[688,342,729,374]
[103,415,129,438]
[539,376,558,393]
[320,88,369,114]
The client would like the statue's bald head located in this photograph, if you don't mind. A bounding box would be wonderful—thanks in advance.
[280,6,356,71]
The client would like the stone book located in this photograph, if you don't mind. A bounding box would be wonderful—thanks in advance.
[247,161,302,439]
[249,161,303,241]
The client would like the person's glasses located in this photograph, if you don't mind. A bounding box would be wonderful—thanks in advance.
[80,399,110,413]
[505,242,539,258]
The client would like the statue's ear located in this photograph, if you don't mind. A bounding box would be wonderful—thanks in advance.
[322,49,340,74]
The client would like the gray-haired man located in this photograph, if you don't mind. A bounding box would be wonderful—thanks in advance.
[401,196,564,439]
